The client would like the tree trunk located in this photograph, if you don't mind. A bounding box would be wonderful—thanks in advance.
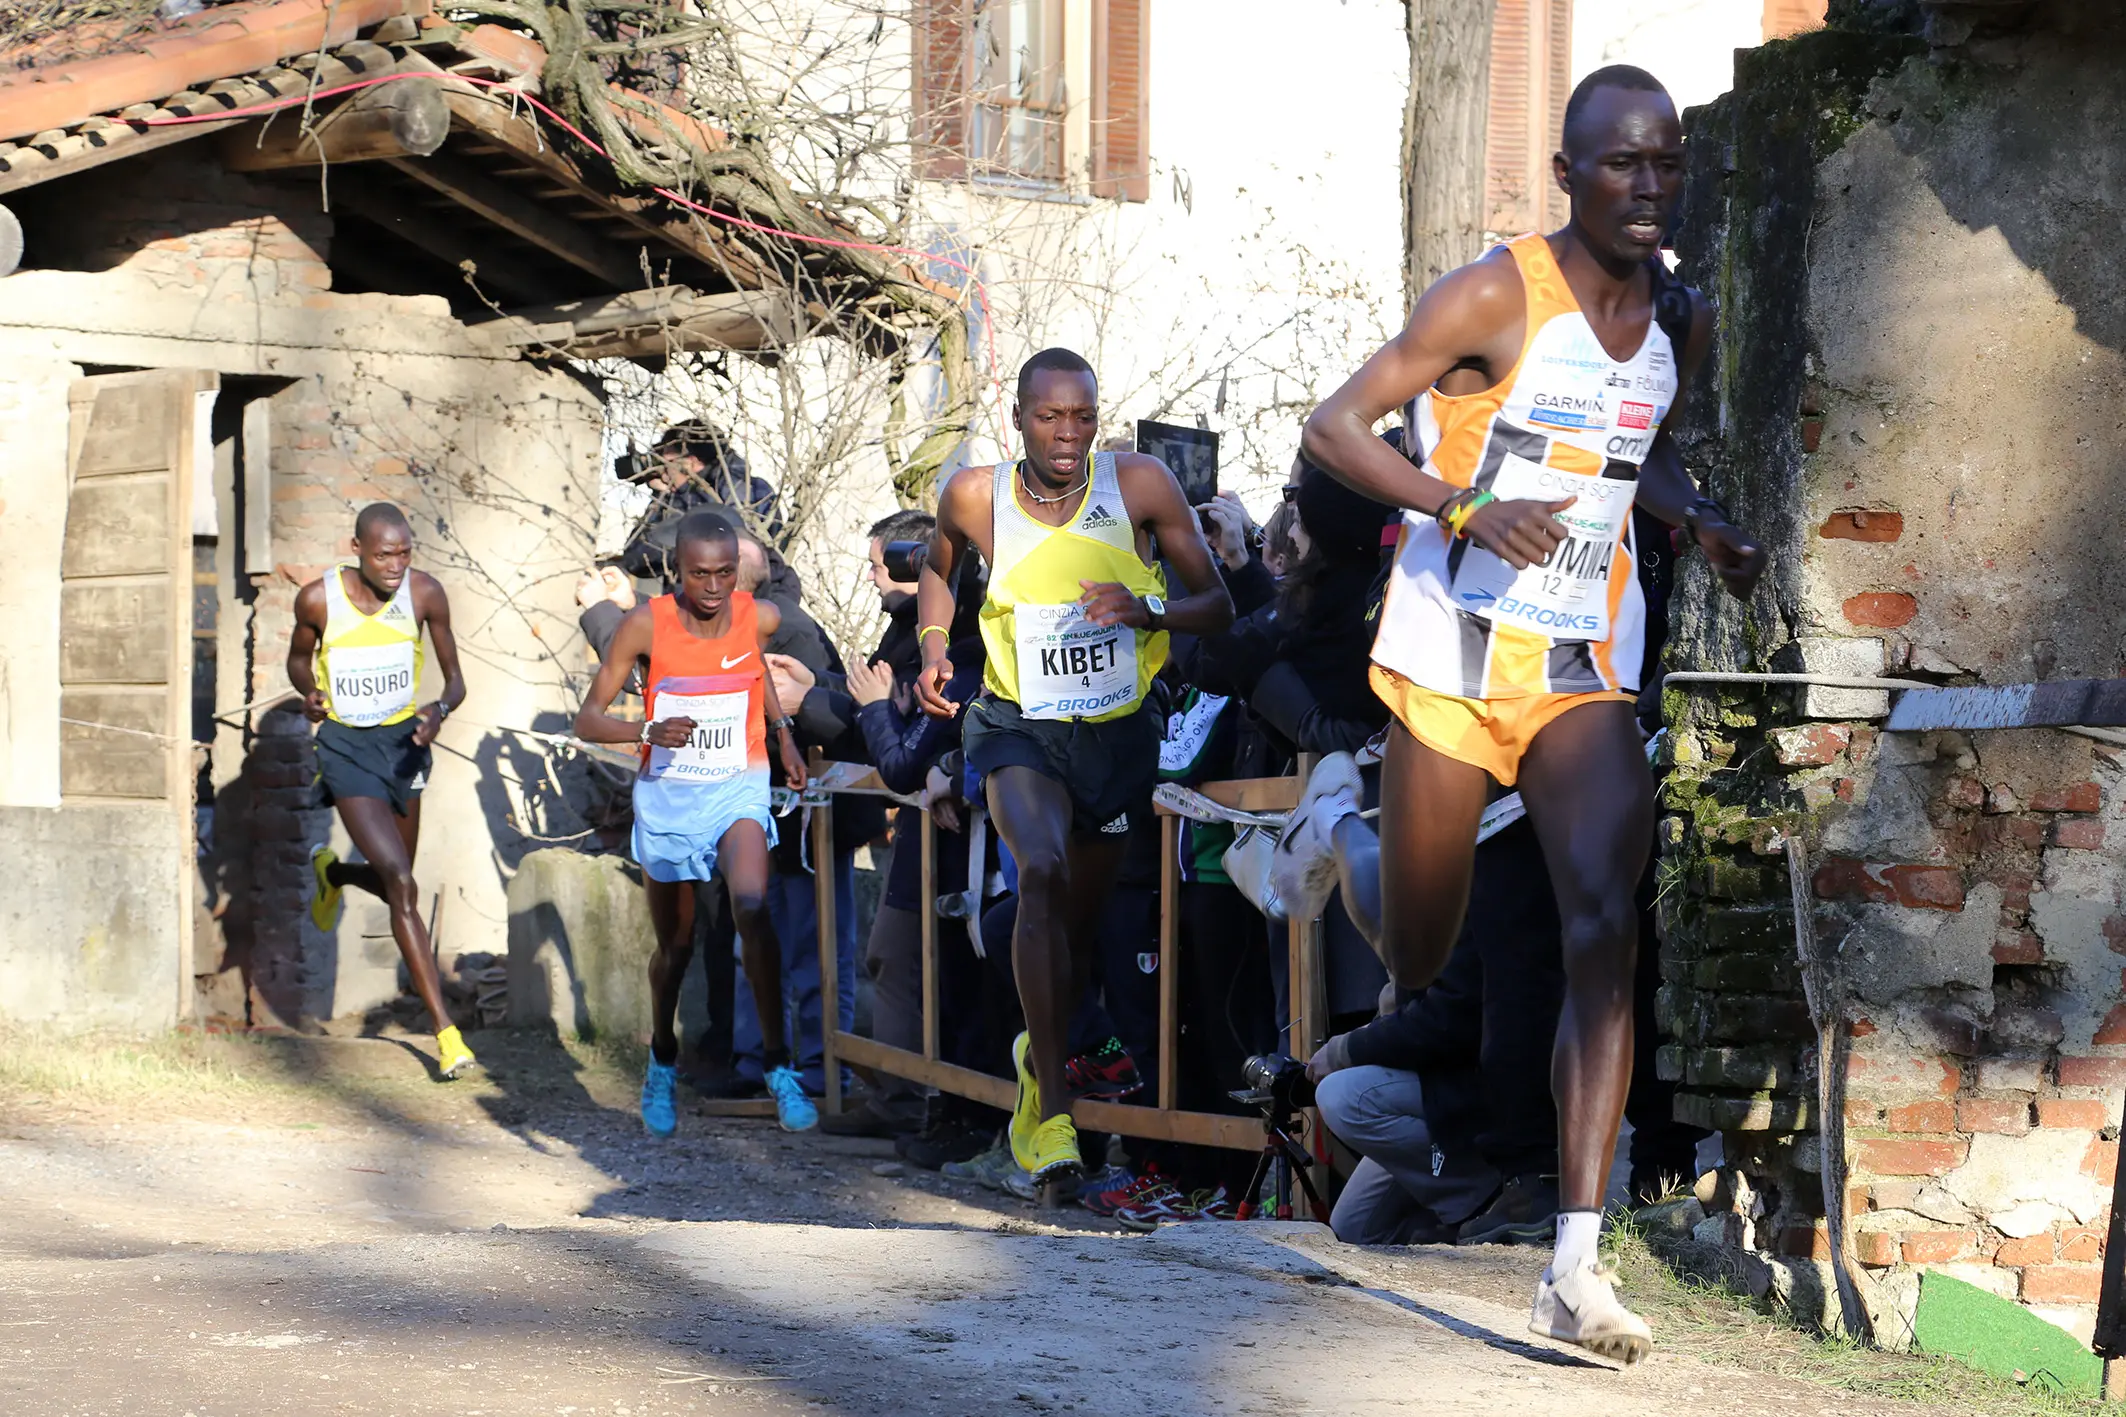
[1401,0,1495,308]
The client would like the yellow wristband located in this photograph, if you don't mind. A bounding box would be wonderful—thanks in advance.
[1446,490,1495,539]
[918,625,950,642]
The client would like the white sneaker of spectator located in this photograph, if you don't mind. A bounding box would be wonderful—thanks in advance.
[1269,753,1362,923]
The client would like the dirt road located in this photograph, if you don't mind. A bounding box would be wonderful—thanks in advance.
[0,1030,1975,1416]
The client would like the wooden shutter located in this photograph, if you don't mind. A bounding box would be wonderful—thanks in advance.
[1484,0,1531,232]
[1542,0,1572,229]
[1091,0,1149,202]
[912,0,971,181]
[59,370,212,804]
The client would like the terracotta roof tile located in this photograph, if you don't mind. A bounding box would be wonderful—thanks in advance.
[0,0,427,141]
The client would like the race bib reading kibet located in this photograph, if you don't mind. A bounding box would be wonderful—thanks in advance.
[1014,602,1138,720]
[1448,452,1636,642]
[326,641,417,727]
[645,685,751,782]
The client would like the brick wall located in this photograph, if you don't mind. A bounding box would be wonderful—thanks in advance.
[24,144,604,1028]
[1663,17,2126,1348]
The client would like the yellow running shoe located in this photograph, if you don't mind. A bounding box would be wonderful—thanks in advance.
[436,1025,477,1080]
[308,845,342,932]
[1024,1114,1082,1186]
[1009,1030,1042,1172]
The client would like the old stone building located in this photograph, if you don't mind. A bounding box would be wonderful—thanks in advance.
[0,0,826,1032]
[1662,0,2126,1356]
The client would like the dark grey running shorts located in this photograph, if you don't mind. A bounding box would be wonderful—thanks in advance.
[314,716,431,818]
[962,693,1158,837]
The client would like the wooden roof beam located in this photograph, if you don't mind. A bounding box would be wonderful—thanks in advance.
[382,147,643,290]
[328,173,549,303]
[438,88,774,292]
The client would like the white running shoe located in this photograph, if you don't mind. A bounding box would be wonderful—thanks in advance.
[1529,1259,1653,1365]
[1269,752,1361,923]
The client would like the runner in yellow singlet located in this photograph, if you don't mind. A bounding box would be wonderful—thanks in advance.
[1298,67,1766,1362]
[287,504,472,1078]
[914,348,1233,1185]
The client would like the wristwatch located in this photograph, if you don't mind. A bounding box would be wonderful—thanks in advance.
[771,715,796,735]
[1142,593,1166,630]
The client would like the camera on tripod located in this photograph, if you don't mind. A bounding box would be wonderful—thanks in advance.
[1228,1054,1327,1223]
[1231,1052,1315,1115]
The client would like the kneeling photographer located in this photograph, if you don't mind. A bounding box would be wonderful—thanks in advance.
[1305,929,1500,1246]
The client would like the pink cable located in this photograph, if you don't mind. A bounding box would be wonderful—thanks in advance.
[137,68,1010,451]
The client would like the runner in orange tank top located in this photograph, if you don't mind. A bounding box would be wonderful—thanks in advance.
[574,511,815,1135]
[1297,66,1766,1363]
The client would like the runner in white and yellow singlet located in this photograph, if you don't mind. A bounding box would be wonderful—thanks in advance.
[1297,67,1766,1363]
[913,348,1234,1185]
[287,503,473,1078]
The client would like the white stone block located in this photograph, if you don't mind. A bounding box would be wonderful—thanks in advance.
[1941,1130,2109,1224]
[1796,636,1889,719]
[1990,1200,2070,1239]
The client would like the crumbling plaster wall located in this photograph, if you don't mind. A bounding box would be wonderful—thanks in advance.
[0,146,604,1029]
[1663,13,2126,1346]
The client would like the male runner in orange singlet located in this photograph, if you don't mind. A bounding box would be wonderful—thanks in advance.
[1298,66,1766,1361]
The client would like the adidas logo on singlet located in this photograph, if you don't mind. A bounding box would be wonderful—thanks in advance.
[1083,503,1121,529]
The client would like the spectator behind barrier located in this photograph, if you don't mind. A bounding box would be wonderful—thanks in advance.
[1183,455,1397,1033]
[1307,929,1496,1246]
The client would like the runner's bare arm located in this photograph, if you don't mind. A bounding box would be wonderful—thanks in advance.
[574,605,691,748]
[914,468,984,719]
[1080,455,1233,635]
[411,572,465,747]
[754,602,807,788]
[1303,258,1571,571]
[1634,293,1766,600]
[286,580,328,722]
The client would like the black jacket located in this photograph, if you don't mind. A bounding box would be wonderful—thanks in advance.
[1336,928,1486,1156]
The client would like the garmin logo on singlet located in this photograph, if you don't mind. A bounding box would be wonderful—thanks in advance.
[1083,503,1121,528]
[333,666,413,700]
[1039,639,1122,679]
[1528,391,1608,431]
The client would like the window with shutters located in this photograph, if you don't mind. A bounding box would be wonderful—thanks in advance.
[970,0,1067,182]
[911,0,1149,201]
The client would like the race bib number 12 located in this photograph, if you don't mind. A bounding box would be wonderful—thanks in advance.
[1015,604,1138,720]
[1447,453,1635,643]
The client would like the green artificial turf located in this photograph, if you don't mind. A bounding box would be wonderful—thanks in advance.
[1912,1271,2104,1396]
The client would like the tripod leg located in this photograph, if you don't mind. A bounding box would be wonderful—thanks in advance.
[1236,1146,1276,1221]
[1289,1145,1332,1225]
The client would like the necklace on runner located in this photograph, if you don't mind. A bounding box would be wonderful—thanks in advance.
[1019,461,1088,506]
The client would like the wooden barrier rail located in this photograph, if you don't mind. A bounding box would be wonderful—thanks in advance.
[806,755,1322,1154]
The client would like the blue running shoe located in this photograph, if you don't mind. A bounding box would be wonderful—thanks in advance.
[641,1056,679,1138]
[766,1064,818,1132]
